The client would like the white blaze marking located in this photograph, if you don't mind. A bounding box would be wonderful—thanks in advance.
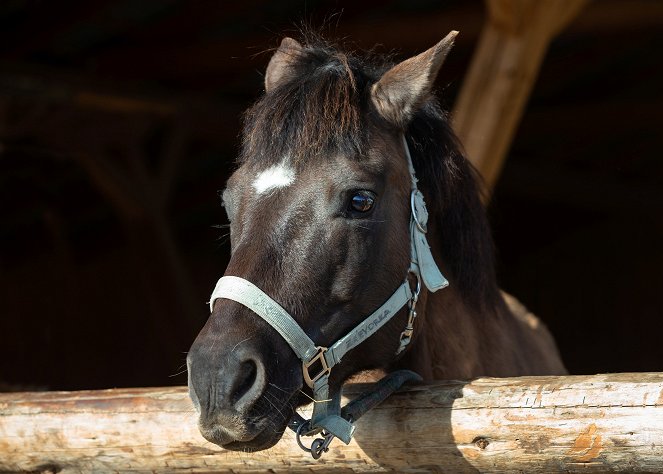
[253,162,295,194]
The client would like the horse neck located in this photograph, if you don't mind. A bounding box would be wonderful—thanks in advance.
[393,226,520,380]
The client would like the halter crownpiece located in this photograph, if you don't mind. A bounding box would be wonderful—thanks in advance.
[208,134,448,458]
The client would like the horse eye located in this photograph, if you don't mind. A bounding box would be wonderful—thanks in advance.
[350,191,375,213]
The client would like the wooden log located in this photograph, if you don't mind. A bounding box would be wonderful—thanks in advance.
[1,373,662,473]
[452,0,588,196]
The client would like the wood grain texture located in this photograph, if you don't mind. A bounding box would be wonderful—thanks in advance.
[1,373,662,473]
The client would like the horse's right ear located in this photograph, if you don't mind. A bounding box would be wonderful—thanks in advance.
[371,31,458,126]
[265,37,303,93]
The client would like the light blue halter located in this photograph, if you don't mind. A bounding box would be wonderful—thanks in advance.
[209,135,448,458]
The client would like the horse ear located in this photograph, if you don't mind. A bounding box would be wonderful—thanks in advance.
[371,31,458,125]
[265,37,303,93]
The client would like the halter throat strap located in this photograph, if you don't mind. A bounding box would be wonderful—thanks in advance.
[208,134,448,453]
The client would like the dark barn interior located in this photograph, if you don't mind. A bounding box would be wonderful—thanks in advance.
[1,0,662,391]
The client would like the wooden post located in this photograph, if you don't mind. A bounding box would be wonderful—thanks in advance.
[453,0,588,196]
[1,373,662,472]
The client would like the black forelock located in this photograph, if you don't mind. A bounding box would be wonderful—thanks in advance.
[407,102,501,310]
[239,37,388,168]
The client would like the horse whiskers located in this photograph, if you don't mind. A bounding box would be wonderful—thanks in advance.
[168,362,188,378]
[260,392,290,422]
[268,382,300,394]
[229,335,255,353]
[220,333,256,368]
[260,407,293,436]
[216,232,231,245]
[168,367,188,377]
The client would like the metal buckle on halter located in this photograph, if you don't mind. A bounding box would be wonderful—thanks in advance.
[396,273,422,354]
[303,347,331,389]
[399,325,414,342]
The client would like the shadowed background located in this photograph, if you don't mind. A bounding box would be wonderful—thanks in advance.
[1,0,661,390]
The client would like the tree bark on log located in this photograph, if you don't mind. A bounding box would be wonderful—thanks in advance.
[1,373,662,473]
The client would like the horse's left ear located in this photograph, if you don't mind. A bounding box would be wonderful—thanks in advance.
[265,37,304,93]
[371,31,458,126]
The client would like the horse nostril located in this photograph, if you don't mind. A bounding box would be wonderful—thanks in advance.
[231,359,258,407]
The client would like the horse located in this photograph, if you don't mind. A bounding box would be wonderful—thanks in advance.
[186,31,566,453]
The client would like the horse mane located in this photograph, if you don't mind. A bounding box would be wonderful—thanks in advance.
[407,103,501,311]
[240,35,502,311]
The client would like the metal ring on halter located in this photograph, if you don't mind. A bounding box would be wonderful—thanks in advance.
[295,421,313,453]
[296,421,335,459]
[410,190,427,234]
[409,271,422,303]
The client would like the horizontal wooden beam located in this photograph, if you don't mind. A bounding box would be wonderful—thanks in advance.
[1,373,662,472]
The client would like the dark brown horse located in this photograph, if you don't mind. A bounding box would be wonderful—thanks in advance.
[187,32,566,452]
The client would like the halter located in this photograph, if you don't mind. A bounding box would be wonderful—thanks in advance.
[209,135,448,458]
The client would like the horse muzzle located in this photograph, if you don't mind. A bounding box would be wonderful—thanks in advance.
[187,307,302,450]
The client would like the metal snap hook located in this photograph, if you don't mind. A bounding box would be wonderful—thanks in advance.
[310,431,335,459]
[295,421,335,459]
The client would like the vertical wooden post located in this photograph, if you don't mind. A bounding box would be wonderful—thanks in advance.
[453,0,588,196]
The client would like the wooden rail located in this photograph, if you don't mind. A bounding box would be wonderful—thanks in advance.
[1,373,662,473]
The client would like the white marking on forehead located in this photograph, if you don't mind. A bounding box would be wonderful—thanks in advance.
[253,161,296,194]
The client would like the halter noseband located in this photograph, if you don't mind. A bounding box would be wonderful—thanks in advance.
[208,135,448,458]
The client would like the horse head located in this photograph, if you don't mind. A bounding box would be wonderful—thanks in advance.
[187,31,474,451]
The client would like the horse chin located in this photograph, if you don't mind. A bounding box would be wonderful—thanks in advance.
[199,389,298,452]
[199,413,289,451]
[221,423,288,452]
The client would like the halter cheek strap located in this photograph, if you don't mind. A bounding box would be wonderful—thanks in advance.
[208,134,448,457]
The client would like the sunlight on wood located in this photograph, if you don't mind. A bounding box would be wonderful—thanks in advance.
[1,373,661,472]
